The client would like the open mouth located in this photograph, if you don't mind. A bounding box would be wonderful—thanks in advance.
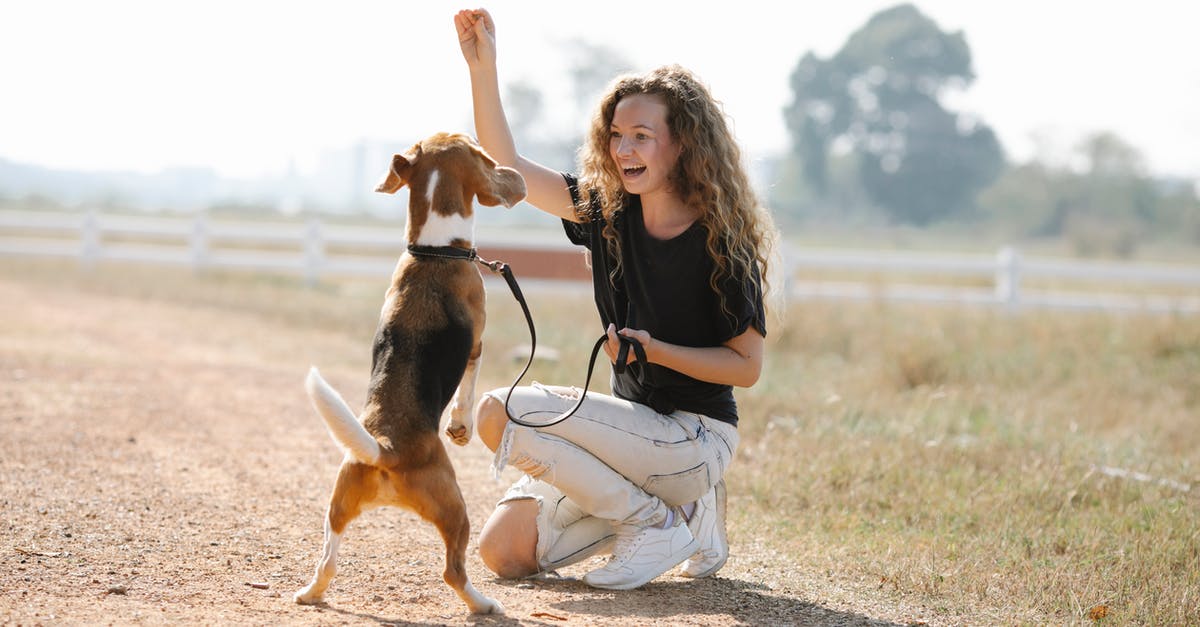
[622,165,647,177]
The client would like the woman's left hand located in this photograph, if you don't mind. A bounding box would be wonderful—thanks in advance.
[603,323,652,365]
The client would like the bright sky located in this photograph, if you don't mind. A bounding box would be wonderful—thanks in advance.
[3,0,1199,180]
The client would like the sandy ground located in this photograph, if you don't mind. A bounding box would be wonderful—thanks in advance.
[0,274,925,626]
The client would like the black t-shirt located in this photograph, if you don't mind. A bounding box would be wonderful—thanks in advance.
[561,173,766,427]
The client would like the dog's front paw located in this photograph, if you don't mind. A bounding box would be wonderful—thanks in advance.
[445,422,470,445]
[444,401,474,446]
[445,421,471,446]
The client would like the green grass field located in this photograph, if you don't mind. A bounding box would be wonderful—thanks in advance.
[7,259,1197,624]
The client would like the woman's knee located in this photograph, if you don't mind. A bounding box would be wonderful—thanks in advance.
[477,500,539,579]
[474,393,508,452]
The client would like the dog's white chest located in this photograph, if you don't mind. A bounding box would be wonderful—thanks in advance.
[415,212,475,247]
[413,168,475,247]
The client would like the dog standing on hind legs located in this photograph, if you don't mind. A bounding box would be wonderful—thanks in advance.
[294,133,525,614]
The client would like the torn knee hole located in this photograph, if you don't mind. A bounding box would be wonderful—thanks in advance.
[551,389,580,401]
[534,382,582,401]
[511,453,551,478]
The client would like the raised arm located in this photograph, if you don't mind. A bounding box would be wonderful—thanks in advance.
[455,9,578,222]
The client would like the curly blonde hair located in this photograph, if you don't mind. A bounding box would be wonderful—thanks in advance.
[577,65,778,321]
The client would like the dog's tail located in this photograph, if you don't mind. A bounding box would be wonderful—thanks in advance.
[305,367,382,465]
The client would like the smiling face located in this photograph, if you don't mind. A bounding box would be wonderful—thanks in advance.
[608,93,681,199]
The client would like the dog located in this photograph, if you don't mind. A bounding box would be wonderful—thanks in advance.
[294,133,525,614]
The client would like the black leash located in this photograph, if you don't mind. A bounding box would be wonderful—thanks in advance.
[407,244,636,429]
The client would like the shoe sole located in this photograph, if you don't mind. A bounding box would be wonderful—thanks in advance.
[682,549,727,579]
[583,537,698,591]
[680,479,727,578]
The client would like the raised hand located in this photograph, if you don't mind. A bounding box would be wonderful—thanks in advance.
[454,8,496,70]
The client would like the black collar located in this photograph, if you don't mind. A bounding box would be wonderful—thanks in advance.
[406,244,478,261]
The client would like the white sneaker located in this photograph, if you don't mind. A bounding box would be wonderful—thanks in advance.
[582,516,697,590]
[679,479,728,578]
[541,515,616,572]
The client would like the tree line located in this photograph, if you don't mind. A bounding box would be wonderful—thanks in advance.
[774,3,1198,255]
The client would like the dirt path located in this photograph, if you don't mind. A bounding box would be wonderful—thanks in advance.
[0,274,917,626]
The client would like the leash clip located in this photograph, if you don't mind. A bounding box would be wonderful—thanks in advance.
[475,256,507,275]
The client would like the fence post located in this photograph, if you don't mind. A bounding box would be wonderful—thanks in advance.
[305,219,324,286]
[995,246,1022,309]
[80,209,101,268]
[780,248,795,309]
[191,213,209,271]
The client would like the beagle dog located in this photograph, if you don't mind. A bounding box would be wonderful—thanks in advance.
[295,133,525,614]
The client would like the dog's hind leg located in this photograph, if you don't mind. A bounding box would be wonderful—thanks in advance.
[294,514,343,604]
[437,492,505,614]
[402,458,504,614]
[294,462,373,605]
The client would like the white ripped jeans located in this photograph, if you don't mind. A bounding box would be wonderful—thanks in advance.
[487,382,739,571]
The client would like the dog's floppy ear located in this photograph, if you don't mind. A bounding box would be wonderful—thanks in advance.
[468,144,527,208]
[476,165,527,208]
[376,153,415,194]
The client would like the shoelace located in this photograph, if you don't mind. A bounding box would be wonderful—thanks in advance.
[608,525,647,562]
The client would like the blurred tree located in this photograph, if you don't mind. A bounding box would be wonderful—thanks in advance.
[1156,180,1200,246]
[783,3,1004,224]
[976,162,1060,238]
[505,80,545,142]
[978,131,1200,255]
[783,52,848,197]
[499,77,571,174]
[1066,133,1155,255]
[1078,131,1146,178]
[14,192,64,212]
[564,40,634,118]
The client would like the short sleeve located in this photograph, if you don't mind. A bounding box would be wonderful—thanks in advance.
[560,172,595,247]
[718,258,767,340]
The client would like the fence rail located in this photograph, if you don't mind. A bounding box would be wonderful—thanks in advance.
[1,209,1197,314]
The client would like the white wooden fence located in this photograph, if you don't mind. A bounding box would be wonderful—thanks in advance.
[1,209,1197,314]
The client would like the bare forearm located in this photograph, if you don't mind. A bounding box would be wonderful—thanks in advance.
[468,66,519,167]
[607,325,764,388]
[646,341,761,388]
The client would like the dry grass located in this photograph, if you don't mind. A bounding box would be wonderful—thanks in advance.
[4,258,1197,624]
[736,301,1200,624]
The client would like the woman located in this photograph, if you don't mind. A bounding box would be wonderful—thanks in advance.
[455,8,776,591]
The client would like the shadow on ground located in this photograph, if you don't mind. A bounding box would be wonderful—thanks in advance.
[315,575,904,626]
[533,576,902,626]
